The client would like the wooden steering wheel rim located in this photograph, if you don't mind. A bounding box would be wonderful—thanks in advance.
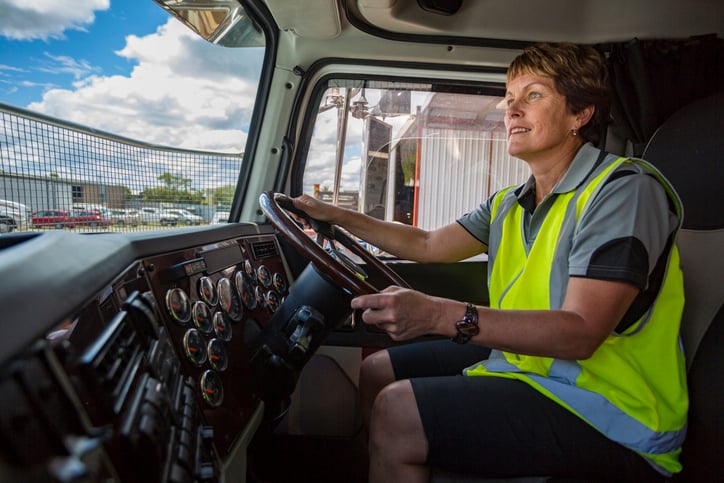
[259,191,411,296]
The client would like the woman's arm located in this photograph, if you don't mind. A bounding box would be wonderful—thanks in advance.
[352,277,639,360]
[292,194,485,263]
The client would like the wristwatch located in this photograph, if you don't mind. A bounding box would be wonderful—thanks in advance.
[452,302,479,344]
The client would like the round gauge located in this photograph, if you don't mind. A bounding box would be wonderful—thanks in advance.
[198,276,218,307]
[255,285,267,309]
[257,265,272,288]
[266,290,280,313]
[192,301,213,333]
[212,311,232,342]
[217,277,243,322]
[207,338,229,372]
[235,270,257,311]
[166,288,192,324]
[244,259,257,282]
[183,329,207,366]
[272,272,287,293]
[200,370,224,408]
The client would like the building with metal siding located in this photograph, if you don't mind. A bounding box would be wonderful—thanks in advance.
[387,93,530,231]
[0,172,127,212]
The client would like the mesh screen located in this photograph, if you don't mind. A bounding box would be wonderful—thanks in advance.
[0,105,242,232]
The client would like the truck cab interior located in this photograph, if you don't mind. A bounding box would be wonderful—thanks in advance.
[0,1,721,482]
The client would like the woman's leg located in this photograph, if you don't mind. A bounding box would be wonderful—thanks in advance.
[367,380,429,483]
[359,349,395,429]
[362,342,663,481]
[411,376,664,482]
[359,340,491,428]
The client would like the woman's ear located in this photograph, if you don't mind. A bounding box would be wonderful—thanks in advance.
[576,105,595,129]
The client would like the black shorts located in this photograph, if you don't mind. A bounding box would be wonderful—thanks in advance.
[388,339,664,482]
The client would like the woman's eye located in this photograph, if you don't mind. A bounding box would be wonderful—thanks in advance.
[528,91,541,101]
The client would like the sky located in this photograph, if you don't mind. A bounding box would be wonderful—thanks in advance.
[0,0,264,153]
[0,1,429,197]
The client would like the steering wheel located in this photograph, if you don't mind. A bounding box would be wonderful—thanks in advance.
[259,191,411,296]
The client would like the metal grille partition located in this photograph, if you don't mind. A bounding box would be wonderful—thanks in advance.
[0,102,243,232]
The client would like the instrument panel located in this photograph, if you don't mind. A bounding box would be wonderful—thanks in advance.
[144,234,290,455]
[0,224,292,482]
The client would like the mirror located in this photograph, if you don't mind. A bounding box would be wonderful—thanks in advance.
[153,0,264,47]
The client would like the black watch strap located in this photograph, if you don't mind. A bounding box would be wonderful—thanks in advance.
[452,302,479,344]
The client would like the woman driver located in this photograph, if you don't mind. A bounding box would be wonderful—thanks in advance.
[292,43,686,482]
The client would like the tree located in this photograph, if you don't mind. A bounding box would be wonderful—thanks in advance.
[158,173,193,191]
[140,172,204,204]
[208,185,235,206]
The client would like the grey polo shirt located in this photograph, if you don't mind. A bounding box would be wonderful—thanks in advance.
[457,143,680,330]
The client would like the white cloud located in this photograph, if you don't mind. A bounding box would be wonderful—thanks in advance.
[38,53,100,79]
[28,19,263,153]
[0,64,26,73]
[0,0,110,41]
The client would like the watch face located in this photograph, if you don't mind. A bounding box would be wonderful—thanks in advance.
[456,319,479,335]
[453,303,479,343]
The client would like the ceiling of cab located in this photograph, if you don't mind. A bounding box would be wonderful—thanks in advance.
[265,0,724,45]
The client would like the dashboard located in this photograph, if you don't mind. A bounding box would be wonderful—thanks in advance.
[0,223,296,482]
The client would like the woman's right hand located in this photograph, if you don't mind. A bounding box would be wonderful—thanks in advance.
[291,193,344,223]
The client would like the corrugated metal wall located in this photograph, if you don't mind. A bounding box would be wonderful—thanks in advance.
[0,174,74,212]
[416,129,529,230]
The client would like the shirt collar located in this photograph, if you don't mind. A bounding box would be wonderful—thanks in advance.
[517,142,603,202]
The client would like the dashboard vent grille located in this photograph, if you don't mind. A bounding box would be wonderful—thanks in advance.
[81,312,143,414]
[251,240,278,259]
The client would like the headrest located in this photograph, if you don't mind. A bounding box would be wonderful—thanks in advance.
[642,92,724,230]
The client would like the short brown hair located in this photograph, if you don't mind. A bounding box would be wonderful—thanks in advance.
[508,43,611,145]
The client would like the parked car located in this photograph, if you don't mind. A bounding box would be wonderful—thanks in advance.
[138,207,178,225]
[211,211,230,224]
[32,210,110,229]
[69,210,110,228]
[31,209,71,229]
[0,214,15,233]
[0,199,30,231]
[166,208,203,225]
[106,209,140,226]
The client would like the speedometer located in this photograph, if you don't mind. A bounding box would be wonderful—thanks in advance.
[217,277,243,322]
[198,276,218,307]
[165,287,191,324]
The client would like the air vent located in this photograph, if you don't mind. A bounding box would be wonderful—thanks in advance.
[251,240,278,259]
[81,311,143,414]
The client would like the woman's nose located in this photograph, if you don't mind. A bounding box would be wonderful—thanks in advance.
[506,102,522,119]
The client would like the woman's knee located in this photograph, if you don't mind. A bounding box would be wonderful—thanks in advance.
[359,349,395,393]
[369,380,427,459]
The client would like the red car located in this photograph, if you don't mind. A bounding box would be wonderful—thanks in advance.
[31,209,71,229]
[69,210,110,228]
[32,209,110,229]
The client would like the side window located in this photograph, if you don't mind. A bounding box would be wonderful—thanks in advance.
[302,81,530,231]
[0,3,265,233]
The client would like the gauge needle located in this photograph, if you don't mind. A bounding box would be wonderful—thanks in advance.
[205,388,216,394]
[211,354,219,360]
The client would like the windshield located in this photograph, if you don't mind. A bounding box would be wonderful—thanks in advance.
[0,1,264,233]
[303,81,527,231]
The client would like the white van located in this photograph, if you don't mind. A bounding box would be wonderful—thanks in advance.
[0,199,29,232]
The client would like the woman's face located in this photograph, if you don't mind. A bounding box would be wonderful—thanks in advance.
[502,73,581,161]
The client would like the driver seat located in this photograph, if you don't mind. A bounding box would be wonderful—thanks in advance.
[432,92,724,482]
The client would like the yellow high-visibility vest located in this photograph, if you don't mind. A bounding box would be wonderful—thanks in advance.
[465,157,687,475]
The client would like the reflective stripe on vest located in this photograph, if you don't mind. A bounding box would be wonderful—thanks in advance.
[466,156,687,475]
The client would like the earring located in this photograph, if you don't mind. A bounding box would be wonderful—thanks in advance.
[572,129,578,136]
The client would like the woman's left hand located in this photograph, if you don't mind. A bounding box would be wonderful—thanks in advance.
[351,286,445,341]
